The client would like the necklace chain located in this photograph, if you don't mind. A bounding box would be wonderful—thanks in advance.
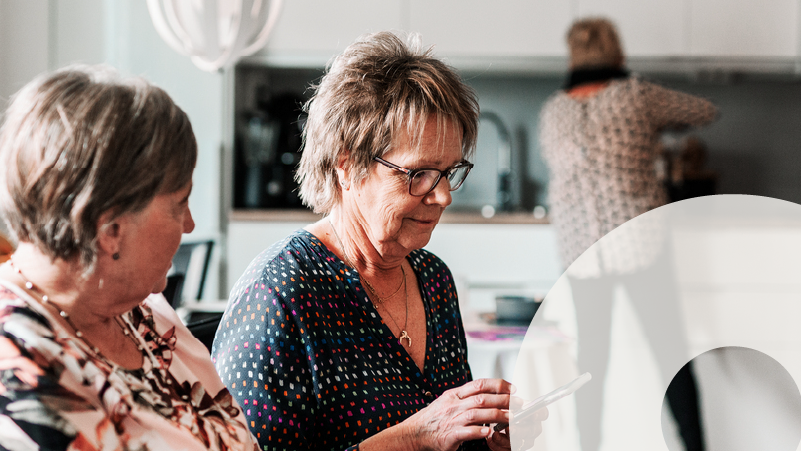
[328,220,412,347]
[376,271,409,346]
[364,267,405,304]
[328,220,404,305]
[7,257,143,357]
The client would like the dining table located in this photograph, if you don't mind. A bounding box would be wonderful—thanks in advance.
[464,315,581,451]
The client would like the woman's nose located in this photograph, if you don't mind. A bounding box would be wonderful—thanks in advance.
[184,208,196,234]
[425,177,453,207]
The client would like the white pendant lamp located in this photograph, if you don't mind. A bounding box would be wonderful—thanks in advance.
[146,0,283,72]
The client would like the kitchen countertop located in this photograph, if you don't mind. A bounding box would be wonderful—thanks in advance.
[229,209,549,224]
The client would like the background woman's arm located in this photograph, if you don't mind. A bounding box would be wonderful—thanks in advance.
[640,78,718,130]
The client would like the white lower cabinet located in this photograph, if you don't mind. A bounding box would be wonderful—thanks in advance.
[226,221,563,311]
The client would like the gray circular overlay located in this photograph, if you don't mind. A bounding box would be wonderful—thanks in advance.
[511,195,801,451]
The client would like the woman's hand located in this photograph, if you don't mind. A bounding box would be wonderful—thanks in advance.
[403,378,514,451]
[487,405,548,451]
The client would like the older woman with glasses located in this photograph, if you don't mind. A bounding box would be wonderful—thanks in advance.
[212,31,546,451]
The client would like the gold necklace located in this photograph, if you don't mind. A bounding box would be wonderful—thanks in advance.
[8,257,143,357]
[363,267,405,304]
[328,220,404,304]
[378,273,410,347]
[328,220,411,347]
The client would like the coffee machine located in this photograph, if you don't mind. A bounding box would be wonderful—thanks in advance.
[235,92,306,209]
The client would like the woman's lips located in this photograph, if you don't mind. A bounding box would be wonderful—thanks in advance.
[410,217,438,225]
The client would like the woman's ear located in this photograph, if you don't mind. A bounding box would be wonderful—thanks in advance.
[96,211,121,257]
[336,152,350,190]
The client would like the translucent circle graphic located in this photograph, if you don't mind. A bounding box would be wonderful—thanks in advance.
[510,195,801,451]
[662,346,801,451]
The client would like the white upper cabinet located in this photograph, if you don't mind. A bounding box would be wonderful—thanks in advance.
[255,0,405,65]
[689,0,799,57]
[249,0,801,70]
[408,0,575,58]
[577,0,690,57]
[577,0,800,59]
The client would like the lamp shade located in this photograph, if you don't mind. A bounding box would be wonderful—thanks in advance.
[146,0,283,72]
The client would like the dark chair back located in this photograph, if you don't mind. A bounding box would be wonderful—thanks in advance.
[185,312,224,351]
[163,240,214,308]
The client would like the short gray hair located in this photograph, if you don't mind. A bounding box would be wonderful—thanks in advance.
[0,65,197,271]
[296,31,479,214]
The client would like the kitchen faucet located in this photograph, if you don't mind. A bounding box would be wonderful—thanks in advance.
[479,111,513,212]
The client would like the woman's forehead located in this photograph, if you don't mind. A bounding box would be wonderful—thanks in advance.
[387,116,463,164]
[395,114,462,152]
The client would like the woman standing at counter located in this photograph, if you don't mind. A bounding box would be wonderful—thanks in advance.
[213,31,546,451]
[540,18,717,451]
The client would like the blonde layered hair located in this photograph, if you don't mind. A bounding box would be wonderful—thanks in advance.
[296,31,479,214]
[567,18,625,69]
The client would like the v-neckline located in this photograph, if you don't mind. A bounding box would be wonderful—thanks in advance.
[304,230,431,376]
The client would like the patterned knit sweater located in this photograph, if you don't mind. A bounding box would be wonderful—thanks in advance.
[540,76,717,274]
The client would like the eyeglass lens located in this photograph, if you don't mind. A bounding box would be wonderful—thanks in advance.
[409,166,470,196]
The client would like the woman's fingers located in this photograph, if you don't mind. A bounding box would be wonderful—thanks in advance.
[454,378,514,400]
[408,380,519,451]
[510,420,543,449]
[466,392,511,410]
[508,407,546,449]
[487,428,511,451]
[535,406,549,421]
[447,379,514,427]
[456,406,510,426]
[449,425,494,443]
[509,395,525,411]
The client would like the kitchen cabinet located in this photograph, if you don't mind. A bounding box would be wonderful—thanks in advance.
[408,0,574,58]
[253,0,574,66]
[242,0,801,73]
[254,0,405,66]
[226,218,563,308]
[689,0,799,57]
[577,0,689,57]
[427,224,560,286]
[578,0,800,59]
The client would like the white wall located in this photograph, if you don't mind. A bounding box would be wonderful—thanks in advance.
[0,0,49,103]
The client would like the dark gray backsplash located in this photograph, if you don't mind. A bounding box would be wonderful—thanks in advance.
[464,73,801,211]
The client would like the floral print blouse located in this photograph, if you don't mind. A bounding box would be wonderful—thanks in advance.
[0,281,258,451]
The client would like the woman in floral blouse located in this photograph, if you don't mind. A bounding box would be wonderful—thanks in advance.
[0,65,258,450]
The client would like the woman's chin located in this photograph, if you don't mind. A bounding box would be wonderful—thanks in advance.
[399,228,436,251]
[151,276,169,296]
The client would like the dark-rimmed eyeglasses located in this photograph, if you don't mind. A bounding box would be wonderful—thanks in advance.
[374,157,474,196]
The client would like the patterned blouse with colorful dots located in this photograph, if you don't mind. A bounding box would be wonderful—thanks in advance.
[212,229,488,451]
